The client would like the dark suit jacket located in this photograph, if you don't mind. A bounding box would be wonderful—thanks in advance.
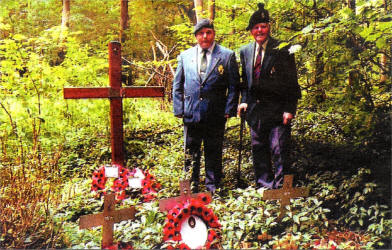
[239,38,301,129]
[173,44,240,124]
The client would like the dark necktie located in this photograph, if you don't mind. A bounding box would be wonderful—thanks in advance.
[200,49,208,77]
[253,47,262,80]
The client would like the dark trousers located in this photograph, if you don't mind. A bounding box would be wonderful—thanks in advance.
[250,120,290,189]
[184,119,226,192]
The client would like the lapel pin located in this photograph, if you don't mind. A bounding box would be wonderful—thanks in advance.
[218,65,224,75]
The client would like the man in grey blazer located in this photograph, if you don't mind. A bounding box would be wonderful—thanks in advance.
[173,19,240,193]
[237,4,301,190]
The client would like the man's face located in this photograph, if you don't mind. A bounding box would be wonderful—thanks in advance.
[195,27,215,49]
[251,23,270,44]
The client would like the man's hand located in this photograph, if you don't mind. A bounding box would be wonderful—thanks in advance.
[237,103,248,116]
[283,112,294,125]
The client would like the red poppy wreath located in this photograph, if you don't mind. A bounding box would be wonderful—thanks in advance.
[91,164,160,202]
[162,194,221,249]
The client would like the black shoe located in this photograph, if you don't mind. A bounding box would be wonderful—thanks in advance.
[191,186,199,193]
[256,181,274,190]
[273,176,284,189]
[191,182,199,193]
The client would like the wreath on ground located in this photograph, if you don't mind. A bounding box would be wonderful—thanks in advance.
[91,164,160,202]
[162,193,221,249]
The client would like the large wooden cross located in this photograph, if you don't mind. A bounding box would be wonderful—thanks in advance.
[262,175,309,220]
[79,193,136,247]
[159,180,212,212]
[64,41,164,166]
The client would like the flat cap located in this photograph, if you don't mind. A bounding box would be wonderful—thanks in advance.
[194,18,214,35]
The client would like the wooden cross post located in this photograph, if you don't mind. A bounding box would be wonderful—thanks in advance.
[159,180,212,212]
[64,41,164,166]
[262,175,309,220]
[79,193,136,247]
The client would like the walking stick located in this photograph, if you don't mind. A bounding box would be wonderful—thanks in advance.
[237,110,247,188]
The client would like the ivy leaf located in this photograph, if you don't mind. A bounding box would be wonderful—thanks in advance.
[293,215,300,224]
[235,230,243,240]
[302,24,313,34]
[238,221,245,230]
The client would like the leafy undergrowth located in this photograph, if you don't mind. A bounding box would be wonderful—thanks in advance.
[52,115,392,249]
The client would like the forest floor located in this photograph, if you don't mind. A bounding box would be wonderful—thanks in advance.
[1,101,390,249]
[49,112,391,249]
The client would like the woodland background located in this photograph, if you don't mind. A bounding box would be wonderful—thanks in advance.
[0,0,391,249]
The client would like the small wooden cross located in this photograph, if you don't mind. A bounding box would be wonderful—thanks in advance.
[159,180,212,212]
[262,175,309,220]
[64,41,164,166]
[79,193,136,246]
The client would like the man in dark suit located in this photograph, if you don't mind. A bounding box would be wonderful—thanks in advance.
[237,3,301,190]
[172,19,240,193]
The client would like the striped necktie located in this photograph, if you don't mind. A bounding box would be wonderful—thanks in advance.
[253,47,262,80]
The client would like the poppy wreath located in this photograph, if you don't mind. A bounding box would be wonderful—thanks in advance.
[91,164,131,201]
[162,193,221,249]
[91,165,160,202]
[131,168,161,202]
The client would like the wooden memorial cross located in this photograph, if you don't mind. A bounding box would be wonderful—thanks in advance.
[64,41,164,166]
[159,180,212,212]
[262,175,309,220]
[79,193,136,246]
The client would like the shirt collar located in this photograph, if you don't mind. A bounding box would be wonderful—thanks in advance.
[256,39,269,52]
[198,42,216,55]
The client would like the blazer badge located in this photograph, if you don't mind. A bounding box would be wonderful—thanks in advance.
[218,65,224,75]
[270,66,276,74]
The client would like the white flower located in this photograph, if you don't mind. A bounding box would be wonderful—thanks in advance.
[288,44,302,54]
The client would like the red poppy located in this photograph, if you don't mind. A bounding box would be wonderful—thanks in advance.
[197,193,212,205]
[163,227,175,241]
[178,243,190,250]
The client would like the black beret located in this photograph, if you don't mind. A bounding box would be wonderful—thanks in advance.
[194,18,214,35]
[246,3,270,31]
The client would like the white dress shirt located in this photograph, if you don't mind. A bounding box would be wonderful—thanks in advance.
[253,39,268,66]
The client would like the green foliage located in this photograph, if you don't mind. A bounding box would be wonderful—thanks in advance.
[51,120,391,248]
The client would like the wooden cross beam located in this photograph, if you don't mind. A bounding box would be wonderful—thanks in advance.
[159,180,212,212]
[79,193,136,247]
[262,175,309,220]
[63,41,164,166]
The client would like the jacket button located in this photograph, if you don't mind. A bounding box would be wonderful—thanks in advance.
[200,97,203,100]
[256,99,260,103]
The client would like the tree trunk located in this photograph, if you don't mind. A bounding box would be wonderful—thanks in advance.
[380,0,388,83]
[347,0,355,10]
[61,0,70,29]
[57,0,70,66]
[120,0,129,43]
[347,0,356,89]
[208,0,215,21]
[178,3,197,24]
[194,0,203,23]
